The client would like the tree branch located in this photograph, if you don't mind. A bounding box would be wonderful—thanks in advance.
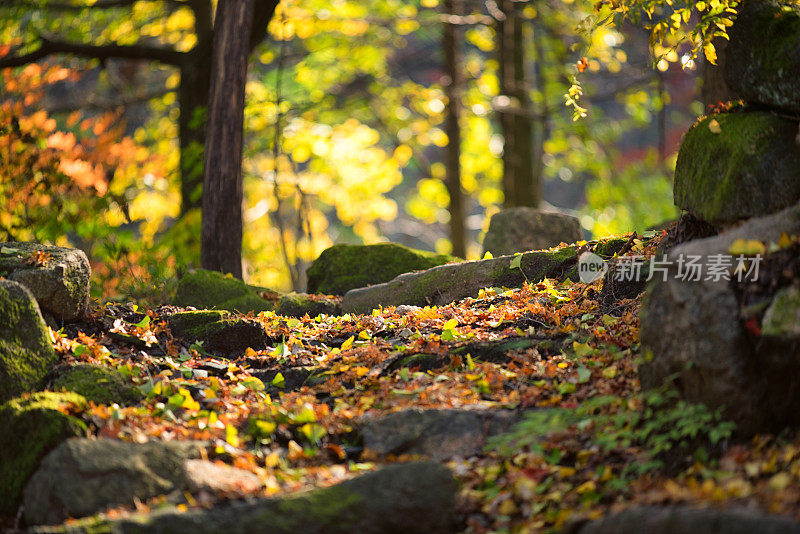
[1,0,188,11]
[248,0,280,52]
[0,36,185,68]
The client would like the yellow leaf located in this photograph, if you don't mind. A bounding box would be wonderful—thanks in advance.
[576,480,596,494]
[442,318,458,330]
[482,251,493,260]
[729,239,766,256]
[704,41,717,64]
[602,366,618,379]
[778,232,792,249]
[769,472,792,491]
[355,366,369,377]
[340,336,355,350]
[708,119,722,134]
[358,330,370,340]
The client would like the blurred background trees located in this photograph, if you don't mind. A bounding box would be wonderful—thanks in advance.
[0,0,727,300]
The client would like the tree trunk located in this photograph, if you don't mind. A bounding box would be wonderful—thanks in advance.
[701,36,736,112]
[497,0,536,208]
[200,0,256,278]
[178,42,213,214]
[443,0,466,258]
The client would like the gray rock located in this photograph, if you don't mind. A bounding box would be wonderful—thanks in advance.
[570,505,800,534]
[31,461,458,534]
[183,459,262,495]
[673,111,800,225]
[0,279,58,403]
[482,208,582,257]
[343,246,578,314]
[725,0,800,113]
[306,243,457,296]
[0,242,90,321]
[23,438,207,525]
[360,407,525,460]
[639,201,800,435]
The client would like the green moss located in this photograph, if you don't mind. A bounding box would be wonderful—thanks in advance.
[674,111,800,224]
[592,237,629,259]
[0,391,88,516]
[0,280,57,403]
[169,313,273,355]
[51,364,142,405]
[168,310,230,338]
[277,293,341,318]
[306,243,458,296]
[173,269,276,313]
[762,287,800,338]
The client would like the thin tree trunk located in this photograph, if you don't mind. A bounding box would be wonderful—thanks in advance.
[497,0,535,208]
[702,36,736,111]
[443,0,466,258]
[200,0,256,278]
[178,43,213,214]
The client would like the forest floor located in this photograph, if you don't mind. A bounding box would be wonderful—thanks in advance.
[16,231,800,533]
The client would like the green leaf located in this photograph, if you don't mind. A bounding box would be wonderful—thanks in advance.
[271,372,285,389]
[0,246,19,255]
[509,254,522,270]
[577,366,591,383]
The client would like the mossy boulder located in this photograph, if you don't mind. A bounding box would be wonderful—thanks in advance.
[51,364,142,405]
[0,279,58,403]
[306,243,457,296]
[725,0,800,113]
[674,111,800,225]
[342,244,578,314]
[168,311,277,356]
[482,208,583,257]
[0,242,91,322]
[277,293,342,318]
[174,269,278,313]
[0,391,88,516]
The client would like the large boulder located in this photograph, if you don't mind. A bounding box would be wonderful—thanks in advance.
[32,461,458,534]
[360,407,525,460]
[0,242,90,321]
[673,111,800,226]
[0,279,58,403]
[725,0,800,113]
[639,202,800,435]
[0,392,88,516]
[306,243,456,296]
[342,239,626,315]
[167,310,278,356]
[482,208,583,257]
[50,364,142,405]
[174,269,278,314]
[23,438,208,525]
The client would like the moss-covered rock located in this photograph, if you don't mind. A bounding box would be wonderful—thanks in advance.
[51,364,142,405]
[482,208,583,257]
[342,244,578,314]
[168,311,276,356]
[276,293,342,318]
[762,287,800,338]
[674,111,800,225]
[0,279,58,403]
[31,461,457,534]
[725,0,800,113]
[306,243,457,296]
[174,269,278,313]
[0,241,91,321]
[0,391,87,516]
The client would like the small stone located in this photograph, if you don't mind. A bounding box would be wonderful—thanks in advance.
[50,364,143,405]
[482,208,583,257]
[183,459,263,495]
[276,292,341,318]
